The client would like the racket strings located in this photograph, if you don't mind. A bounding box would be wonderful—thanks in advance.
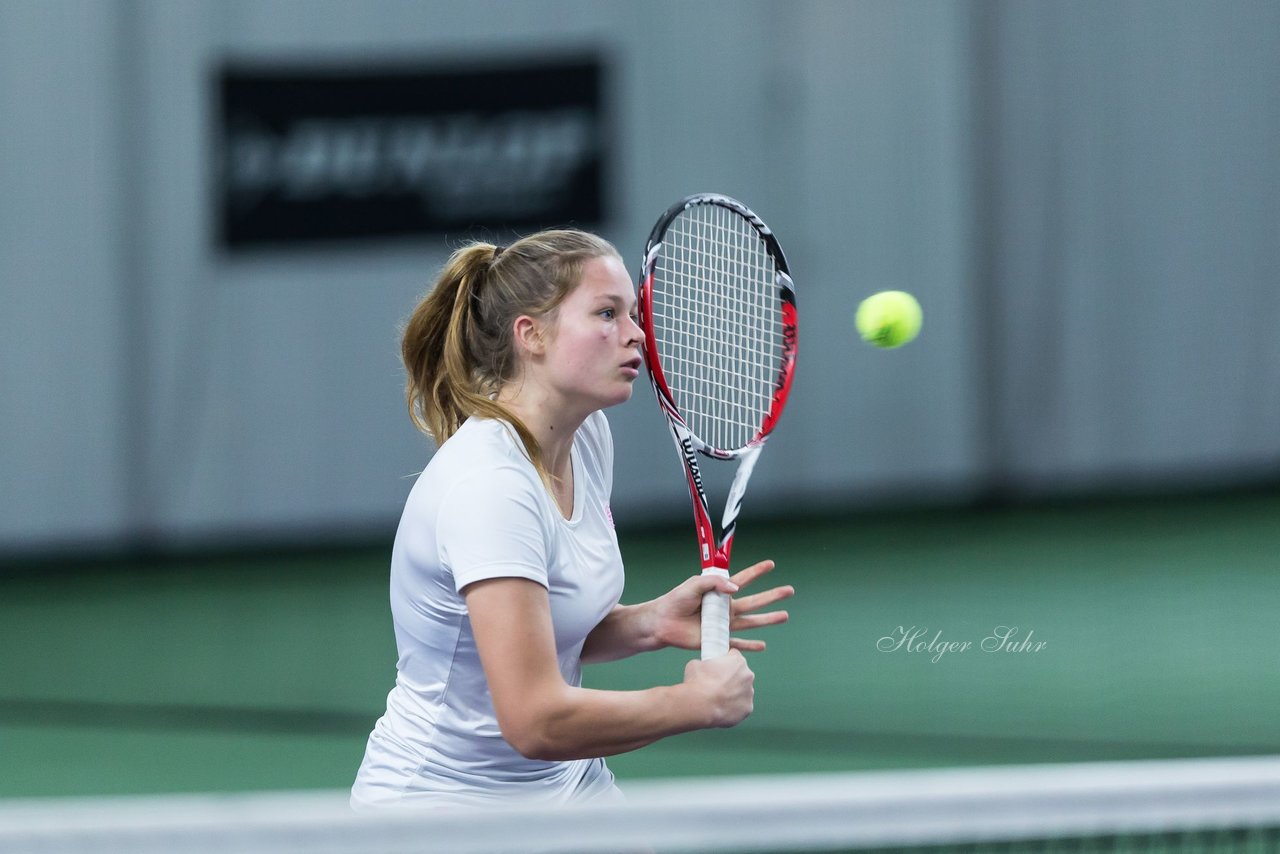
[650,203,784,452]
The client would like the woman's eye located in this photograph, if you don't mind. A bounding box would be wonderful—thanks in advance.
[600,308,616,319]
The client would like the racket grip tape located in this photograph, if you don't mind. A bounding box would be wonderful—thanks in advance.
[700,569,732,659]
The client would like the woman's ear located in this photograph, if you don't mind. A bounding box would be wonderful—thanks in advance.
[512,314,546,359]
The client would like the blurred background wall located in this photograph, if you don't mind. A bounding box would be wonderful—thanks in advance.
[2,0,1278,557]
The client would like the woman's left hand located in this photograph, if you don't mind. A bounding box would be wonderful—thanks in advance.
[646,559,794,653]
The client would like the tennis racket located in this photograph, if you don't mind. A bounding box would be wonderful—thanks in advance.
[638,194,798,659]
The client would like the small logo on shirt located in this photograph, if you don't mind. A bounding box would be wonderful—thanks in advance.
[603,503,615,529]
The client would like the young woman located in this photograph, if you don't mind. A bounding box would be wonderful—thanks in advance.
[351,230,793,809]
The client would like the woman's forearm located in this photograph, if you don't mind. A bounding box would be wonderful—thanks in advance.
[580,603,660,663]
[508,681,710,761]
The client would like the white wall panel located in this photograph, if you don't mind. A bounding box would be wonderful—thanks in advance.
[0,0,131,547]
[988,0,1280,492]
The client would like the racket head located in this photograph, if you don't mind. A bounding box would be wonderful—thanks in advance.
[638,194,797,459]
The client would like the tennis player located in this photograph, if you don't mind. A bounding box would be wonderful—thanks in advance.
[351,229,793,810]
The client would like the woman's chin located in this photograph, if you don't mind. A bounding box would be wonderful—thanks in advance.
[601,384,636,408]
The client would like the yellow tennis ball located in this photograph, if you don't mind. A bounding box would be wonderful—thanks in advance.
[856,291,922,349]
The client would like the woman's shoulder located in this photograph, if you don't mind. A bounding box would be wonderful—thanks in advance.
[437,417,537,465]
[419,418,545,495]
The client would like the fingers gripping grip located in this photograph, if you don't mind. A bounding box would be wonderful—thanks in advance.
[700,568,732,659]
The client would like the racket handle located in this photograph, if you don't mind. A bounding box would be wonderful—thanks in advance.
[700,569,732,659]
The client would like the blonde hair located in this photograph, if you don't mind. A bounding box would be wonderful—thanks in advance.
[401,229,621,481]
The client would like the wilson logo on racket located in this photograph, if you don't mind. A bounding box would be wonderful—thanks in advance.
[678,435,706,498]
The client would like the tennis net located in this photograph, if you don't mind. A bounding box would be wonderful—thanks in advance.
[2,756,1279,853]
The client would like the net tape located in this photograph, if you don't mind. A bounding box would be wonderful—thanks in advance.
[4,757,1280,854]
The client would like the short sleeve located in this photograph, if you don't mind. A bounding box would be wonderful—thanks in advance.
[436,465,552,593]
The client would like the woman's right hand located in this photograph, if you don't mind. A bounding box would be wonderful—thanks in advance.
[682,650,755,728]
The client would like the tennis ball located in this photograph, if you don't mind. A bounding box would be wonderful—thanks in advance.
[855,291,922,349]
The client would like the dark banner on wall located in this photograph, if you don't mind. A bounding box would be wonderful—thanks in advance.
[217,56,606,248]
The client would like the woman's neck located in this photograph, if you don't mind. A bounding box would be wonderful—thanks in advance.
[496,382,585,481]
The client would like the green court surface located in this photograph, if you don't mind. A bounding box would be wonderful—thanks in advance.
[2,492,1278,799]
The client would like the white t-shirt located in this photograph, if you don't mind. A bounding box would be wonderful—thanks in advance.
[351,411,626,809]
